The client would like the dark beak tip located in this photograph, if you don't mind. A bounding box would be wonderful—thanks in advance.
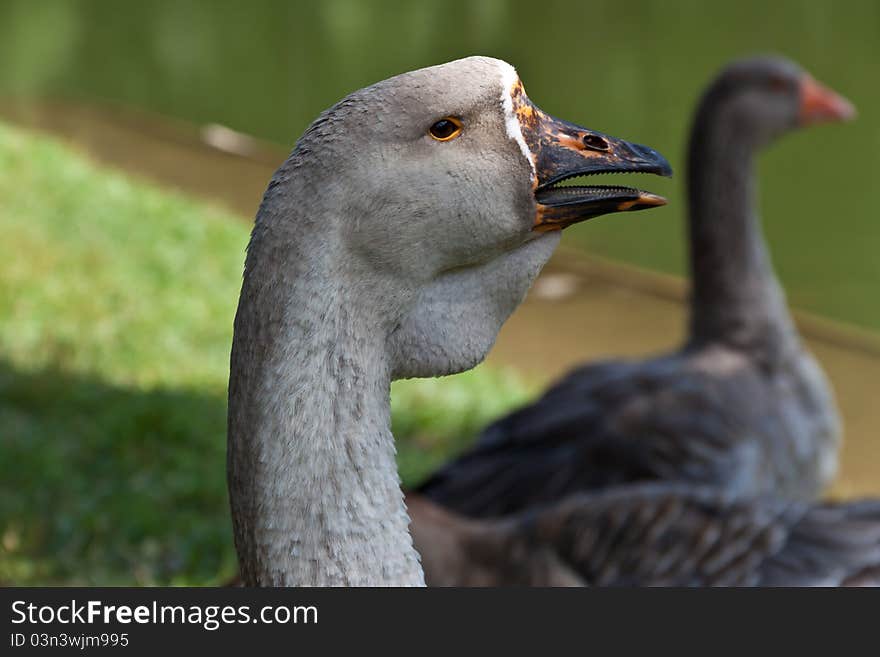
[632,142,673,178]
[657,161,674,178]
[651,155,674,179]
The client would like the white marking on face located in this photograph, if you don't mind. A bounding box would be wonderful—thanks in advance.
[497,61,537,184]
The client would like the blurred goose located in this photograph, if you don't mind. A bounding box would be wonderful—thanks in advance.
[226,56,670,586]
[419,57,855,517]
[409,489,880,587]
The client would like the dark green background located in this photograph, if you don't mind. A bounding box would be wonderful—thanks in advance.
[2,0,877,328]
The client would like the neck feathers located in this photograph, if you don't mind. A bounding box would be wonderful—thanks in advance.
[685,100,797,360]
[227,219,423,586]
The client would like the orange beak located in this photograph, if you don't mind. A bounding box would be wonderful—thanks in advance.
[799,75,856,126]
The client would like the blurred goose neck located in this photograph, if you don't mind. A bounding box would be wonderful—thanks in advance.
[686,101,796,357]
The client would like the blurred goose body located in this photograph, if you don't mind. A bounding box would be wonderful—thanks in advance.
[409,489,880,587]
[226,57,670,586]
[419,57,854,517]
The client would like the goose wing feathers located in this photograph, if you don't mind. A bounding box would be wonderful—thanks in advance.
[492,486,880,586]
[419,355,784,516]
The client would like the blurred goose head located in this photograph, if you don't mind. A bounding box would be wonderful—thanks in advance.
[692,56,855,149]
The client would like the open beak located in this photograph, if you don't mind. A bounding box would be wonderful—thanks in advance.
[509,80,673,232]
[799,75,856,126]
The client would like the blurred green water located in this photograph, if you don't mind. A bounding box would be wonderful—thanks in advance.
[1,0,877,329]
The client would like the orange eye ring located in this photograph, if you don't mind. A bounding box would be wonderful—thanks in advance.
[429,116,463,141]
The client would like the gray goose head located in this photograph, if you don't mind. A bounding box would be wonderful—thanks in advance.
[271,55,671,379]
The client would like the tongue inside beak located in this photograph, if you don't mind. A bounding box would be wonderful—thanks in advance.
[534,185,667,232]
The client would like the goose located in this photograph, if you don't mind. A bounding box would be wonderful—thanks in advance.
[226,56,672,586]
[418,56,856,518]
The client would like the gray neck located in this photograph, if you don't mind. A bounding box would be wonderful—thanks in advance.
[227,205,424,586]
[686,110,797,359]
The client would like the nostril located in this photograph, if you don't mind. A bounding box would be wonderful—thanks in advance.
[582,134,610,152]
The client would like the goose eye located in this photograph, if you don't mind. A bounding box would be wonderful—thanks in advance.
[429,117,463,141]
[767,76,789,92]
